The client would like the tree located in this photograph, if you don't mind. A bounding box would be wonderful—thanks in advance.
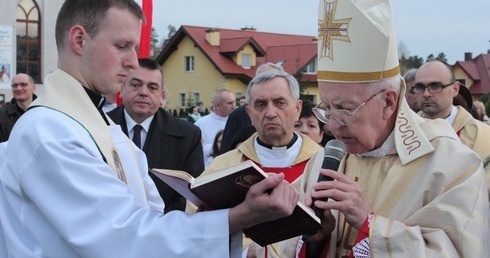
[479,93,490,116]
[150,27,160,58]
[436,52,447,63]
[399,55,424,74]
[161,25,177,48]
[426,54,435,62]
[398,41,409,61]
[426,52,447,63]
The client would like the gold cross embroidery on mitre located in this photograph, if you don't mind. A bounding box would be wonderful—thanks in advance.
[318,0,352,60]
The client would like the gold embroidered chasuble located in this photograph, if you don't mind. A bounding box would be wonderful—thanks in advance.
[328,99,489,257]
[452,106,490,194]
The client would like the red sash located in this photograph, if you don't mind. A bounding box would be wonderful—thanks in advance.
[242,157,308,183]
[242,156,309,257]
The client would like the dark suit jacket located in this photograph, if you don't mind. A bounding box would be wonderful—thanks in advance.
[0,96,37,142]
[108,106,204,213]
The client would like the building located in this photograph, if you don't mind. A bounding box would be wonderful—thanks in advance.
[0,0,62,101]
[3,1,489,111]
[155,25,319,114]
[453,52,490,100]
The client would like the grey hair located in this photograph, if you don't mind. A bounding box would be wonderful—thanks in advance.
[246,70,300,104]
[403,68,418,83]
[213,89,232,106]
[366,75,401,94]
[255,62,285,75]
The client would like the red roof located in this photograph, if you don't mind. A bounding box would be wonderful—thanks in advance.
[219,37,265,56]
[156,25,317,83]
[453,54,490,95]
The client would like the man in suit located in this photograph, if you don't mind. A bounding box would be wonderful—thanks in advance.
[108,58,204,213]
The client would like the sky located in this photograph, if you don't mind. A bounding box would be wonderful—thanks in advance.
[138,0,490,65]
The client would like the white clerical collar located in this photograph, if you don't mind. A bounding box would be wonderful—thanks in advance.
[445,105,459,126]
[358,130,395,158]
[123,109,154,133]
[253,133,303,167]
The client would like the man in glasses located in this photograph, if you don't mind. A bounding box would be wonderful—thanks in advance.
[0,73,37,142]
[307,0,488,257]
[415,59,490,186]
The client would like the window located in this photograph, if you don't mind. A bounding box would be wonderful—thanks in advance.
[456,79,466,86]
[302,60,317,74]
[235,92,243,106]
[185,56,194,72]
[17,0,41,82]
[179,93,186,107]
[194,92,200,106]
[241,54,251,69]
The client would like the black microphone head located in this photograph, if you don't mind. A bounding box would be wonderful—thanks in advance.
[324,139,346,162]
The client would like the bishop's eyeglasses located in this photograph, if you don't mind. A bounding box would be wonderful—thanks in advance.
[411,81,454,94]
[313,89,386,126]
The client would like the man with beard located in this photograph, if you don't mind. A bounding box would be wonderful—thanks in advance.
[415,60,490,189]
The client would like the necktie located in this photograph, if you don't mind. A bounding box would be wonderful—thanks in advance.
[132,124,143,149]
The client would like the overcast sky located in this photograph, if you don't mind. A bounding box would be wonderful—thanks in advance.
[138,0,490,64]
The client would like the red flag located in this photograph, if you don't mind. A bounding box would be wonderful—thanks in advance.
[139,0,153,58]
[116,0,152,106]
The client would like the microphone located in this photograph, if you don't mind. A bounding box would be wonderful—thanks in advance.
[313,139,346,220]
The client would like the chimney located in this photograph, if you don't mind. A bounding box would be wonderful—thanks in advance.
[205,29,220,46]
[464,52,473,61]
[241,26,257,32]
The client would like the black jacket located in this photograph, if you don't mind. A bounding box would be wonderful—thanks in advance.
[108,106,204,213]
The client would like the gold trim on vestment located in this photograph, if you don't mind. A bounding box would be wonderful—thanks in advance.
[112,148,128,184]
[317,66,400,82]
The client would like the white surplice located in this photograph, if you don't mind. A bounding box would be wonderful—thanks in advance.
[0,69,240,257]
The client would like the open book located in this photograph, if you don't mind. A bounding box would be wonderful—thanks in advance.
[150,160,323,246]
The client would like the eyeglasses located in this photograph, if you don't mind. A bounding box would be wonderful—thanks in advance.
[313,89,386,126]
[11,82,30,88]
[411,82,454,94]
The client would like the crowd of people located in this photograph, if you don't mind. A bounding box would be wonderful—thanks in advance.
[0,0,488,257]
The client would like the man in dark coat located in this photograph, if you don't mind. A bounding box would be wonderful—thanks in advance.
[108,58,204,213]
[0,73,37,142]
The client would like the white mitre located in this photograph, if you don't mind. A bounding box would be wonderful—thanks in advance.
[316,0,434,164]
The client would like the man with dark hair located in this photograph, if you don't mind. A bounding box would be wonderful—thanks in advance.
[0,73,36,142]
[0,0,299,257]
[108,58,204,213]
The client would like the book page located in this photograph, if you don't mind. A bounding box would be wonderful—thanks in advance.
[150,169,204,208]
